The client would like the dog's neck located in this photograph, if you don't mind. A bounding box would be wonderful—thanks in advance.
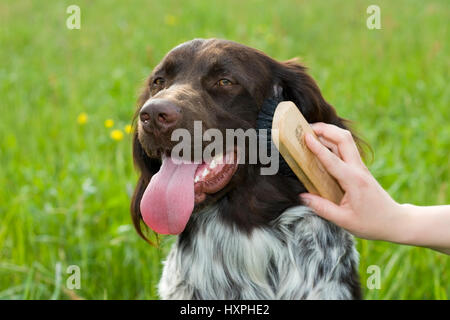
[211,167,306,233]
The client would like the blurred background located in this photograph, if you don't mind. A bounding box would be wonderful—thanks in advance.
[0,0,448,299]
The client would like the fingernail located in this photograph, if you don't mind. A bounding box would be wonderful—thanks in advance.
[304,134,318,148]
[306,133,316,141]
[299,193,311,205]
[304,133,312,144]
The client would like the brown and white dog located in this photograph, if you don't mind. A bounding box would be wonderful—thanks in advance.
[131,39,361,299]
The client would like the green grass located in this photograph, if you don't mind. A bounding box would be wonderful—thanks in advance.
[0,0,448,299]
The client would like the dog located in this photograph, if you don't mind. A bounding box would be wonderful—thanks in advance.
[131,39,361,299]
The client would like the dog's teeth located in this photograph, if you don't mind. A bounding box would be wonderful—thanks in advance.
[194,176,199,183]
[209,159,217,169]
[202,169,209,177]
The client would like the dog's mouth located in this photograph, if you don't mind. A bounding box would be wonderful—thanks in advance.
[140,150,238,235]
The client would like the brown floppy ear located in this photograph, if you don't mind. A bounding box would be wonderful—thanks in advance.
[130,86,162,245]
[274,59,366,155]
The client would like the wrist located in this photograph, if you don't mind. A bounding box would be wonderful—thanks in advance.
[392,203,420,246]
[384,202,415,245]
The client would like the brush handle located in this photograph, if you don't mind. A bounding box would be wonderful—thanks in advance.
[272,101,344,205]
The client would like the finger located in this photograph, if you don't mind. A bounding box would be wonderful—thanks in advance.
[317,136,341,158]
[304,133,351,185]
[299,193,349,227]
[310,123,363,166]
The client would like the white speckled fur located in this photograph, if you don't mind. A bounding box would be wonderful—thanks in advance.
[158,205,359,300]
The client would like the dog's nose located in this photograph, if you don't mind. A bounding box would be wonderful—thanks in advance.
[139,99,181,133]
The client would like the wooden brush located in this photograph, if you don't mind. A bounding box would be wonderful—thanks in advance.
[271,101,344,204]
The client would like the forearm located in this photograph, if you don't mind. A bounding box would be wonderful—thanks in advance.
[395,204,450,254]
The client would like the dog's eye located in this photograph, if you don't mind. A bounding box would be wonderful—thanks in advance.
[217,79,233,86]
[153,77,165,86]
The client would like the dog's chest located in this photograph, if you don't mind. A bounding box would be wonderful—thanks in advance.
[158,206,359,300]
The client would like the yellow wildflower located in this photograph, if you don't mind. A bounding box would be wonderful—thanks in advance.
[110,129,124,141]
[104,119,114,128]
[164,14,177,26]
[77,112,88,125]
[124,124,133,134]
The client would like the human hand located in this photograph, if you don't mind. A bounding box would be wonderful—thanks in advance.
[299,123,405,242]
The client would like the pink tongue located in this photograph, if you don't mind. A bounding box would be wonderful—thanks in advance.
[140,157,199,235]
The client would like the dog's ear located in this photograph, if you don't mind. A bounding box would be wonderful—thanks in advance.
[130,86,161,245]
[274,58,367,156]
[275,59,345,126]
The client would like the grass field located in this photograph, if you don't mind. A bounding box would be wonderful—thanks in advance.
[0,0,448,300]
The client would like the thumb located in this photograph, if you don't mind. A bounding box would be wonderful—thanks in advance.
[300,193,346,225]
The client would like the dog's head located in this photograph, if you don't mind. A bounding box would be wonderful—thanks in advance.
[131,38,352,240]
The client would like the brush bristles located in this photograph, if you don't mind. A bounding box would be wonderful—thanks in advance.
[257,96,296,177]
